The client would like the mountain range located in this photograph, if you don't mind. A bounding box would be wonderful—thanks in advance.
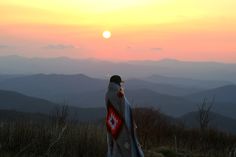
[0,55,236,133]
[145,74,231,89]
[1,55,236,83]
[0,89,105,122]
[0,90,235,134]
[0,89,57,113]
[0,73,235,118]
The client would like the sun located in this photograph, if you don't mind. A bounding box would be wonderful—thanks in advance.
[102,31,111,39]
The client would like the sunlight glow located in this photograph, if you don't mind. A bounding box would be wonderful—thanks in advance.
[102,31,111,39]
[0,0,236,61]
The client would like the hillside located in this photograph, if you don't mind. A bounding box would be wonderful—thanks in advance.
[0,73,236,118]
[1,88,236,133]
[184,85,236,119]
[179,111,236,134]
[0,74,107,103]
[186,85,236,103]
[145,74,231,89]
[0,74,23,82]
[126,89,195,117]
[0,89,57,114]
[0,74,198,105]
[0,89,106,122]
[125,79,201,96]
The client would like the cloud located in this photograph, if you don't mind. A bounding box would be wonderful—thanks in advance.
[127,46,163,53]
[126,46,132,49]
[150,47,163,52]
[43,44,75,50]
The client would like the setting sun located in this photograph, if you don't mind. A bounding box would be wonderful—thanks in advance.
[0,0,236,61]
[102,31,111,39]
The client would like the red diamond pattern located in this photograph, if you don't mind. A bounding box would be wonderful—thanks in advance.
[106,100,123,139]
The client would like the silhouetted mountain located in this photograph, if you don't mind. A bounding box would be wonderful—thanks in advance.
[186,85,236,103]
[130,59,236,83]
[125,79,201,96]
[0,89,105,122]
[179,111,236,134]
[184,85,236,119]
[1,55,236,83]
[125,89,195,117]
[185,85,236,119]
[0,74,107,103]
[64,88,196,116]
[2,73,236,117]
[0,74,24,82]
[145,74,231,89]
[0,74,199,106]
[0,89,57,113]
[1,89,236,134]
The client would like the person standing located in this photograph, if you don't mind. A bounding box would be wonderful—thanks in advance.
[105,75,144,157]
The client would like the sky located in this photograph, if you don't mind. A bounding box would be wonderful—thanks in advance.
[0,0,236,62]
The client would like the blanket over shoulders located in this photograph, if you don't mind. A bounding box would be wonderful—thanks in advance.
[106,82,144,157]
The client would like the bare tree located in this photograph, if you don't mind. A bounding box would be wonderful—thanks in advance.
[46,104,69,156]
[51,104,69,128]
[197,97,214,131]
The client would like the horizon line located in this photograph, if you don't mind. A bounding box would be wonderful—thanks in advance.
[0,54,236,64]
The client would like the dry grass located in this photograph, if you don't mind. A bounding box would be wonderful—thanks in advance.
[0,107,235,157]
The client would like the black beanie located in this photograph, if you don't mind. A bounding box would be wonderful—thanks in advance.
[109,75,124,86]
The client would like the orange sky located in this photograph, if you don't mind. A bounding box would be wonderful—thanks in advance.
[0,0,236,62]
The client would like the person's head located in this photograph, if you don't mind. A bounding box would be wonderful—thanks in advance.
[109,75,124,86]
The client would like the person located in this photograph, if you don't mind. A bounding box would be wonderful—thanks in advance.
[105,75,144,157]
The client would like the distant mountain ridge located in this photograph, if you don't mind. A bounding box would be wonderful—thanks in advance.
[1,55,236,83]
[184,85,236,119]
[1,88,236,134]
[0,74,201,106]
[186,85,236,103]
[0,74,107,103]
[126,88,195,116]
[145,74,231,89]
[0,89,57,114]
[0,73,235,118]
[0,89,105,122]
[124,78,203,96]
